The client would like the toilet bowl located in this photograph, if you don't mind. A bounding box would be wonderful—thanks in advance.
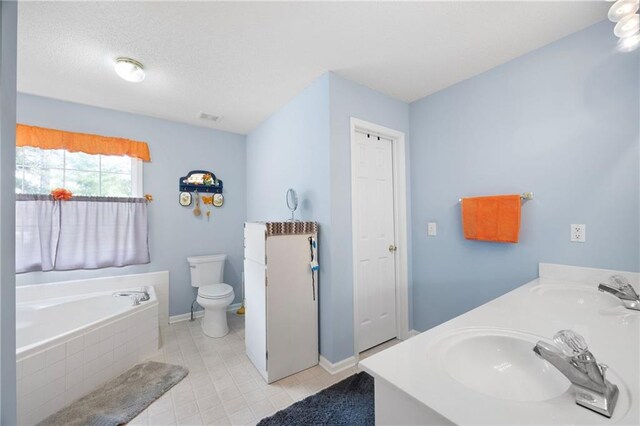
[197,283,235,337]
[187,254,235,338]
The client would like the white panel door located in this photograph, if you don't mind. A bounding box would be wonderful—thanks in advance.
[354,131,397,352]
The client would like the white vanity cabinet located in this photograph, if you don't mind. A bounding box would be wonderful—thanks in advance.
[359,263,639,425]
[244,222,319,383]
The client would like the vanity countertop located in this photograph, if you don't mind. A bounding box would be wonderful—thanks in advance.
[359,263,639,425]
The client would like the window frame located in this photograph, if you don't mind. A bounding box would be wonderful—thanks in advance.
[15,147,144,198]
[131,157,144,197]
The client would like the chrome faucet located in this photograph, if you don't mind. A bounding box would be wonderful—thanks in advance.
[112,287,150,304]
[533,330,618,418]
[598,275,640,311]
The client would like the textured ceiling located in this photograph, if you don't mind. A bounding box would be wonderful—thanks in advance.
[18,1,608,134]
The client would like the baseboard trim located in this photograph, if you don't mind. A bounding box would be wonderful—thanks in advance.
[169,303,242,324]
[319,355,357,375]
[169,310,204,324]
[408,329,421,338]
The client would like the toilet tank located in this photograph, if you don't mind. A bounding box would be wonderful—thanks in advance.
[187,254,227,287]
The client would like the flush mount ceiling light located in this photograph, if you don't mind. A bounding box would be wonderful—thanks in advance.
[618,32,640,51]
[606,0,640,52]
[114,57,145,83]
[614,14,640,37]
[608,0,639,22]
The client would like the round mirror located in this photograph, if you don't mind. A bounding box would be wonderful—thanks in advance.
[286,188,298,221]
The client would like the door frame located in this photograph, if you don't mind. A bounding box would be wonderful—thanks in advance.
[350,117,409,360]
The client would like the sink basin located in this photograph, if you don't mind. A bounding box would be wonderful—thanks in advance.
[530,285,622,310]
[438,328,571,402]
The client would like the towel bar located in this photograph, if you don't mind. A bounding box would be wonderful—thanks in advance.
[458,192,534,203]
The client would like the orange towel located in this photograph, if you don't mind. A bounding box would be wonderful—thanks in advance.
[461,195,521,243]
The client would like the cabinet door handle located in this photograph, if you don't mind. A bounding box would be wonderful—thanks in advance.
[388,244,397,252]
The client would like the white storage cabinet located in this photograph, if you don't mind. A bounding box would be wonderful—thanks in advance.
[244,221,319,383]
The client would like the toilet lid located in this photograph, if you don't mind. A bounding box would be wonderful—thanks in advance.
[198,283,233,299]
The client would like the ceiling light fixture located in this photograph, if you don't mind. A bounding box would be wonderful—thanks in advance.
[114,57,146,83]
[618,32,640,51]
[608,0,639,22]
[614,13,640,37]
[606,0,640,52]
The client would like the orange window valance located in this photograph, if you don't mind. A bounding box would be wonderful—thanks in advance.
[16,124,151,162]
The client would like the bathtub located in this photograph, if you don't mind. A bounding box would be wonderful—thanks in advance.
[16,277,162,426]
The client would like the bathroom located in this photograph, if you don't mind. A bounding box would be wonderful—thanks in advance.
[0,1,638,425]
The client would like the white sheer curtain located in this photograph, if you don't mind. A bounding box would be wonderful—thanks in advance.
[16,195,149,273]
[15,196,60,273]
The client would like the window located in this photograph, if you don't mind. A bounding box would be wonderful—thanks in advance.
[15,147,143,197]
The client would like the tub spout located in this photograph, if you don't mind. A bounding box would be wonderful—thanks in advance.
[112,287,150,303]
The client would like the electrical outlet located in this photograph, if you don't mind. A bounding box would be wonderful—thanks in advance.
[571,224,586,242]
[427,222,437,236]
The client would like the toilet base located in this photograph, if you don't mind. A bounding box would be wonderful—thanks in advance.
[197,293,234,338]
[201,308,229,338]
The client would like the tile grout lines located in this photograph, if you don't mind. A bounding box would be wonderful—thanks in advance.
[128,313,381,426]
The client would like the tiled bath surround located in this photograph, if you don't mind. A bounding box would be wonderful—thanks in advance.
[15,272,167,425]
[17,303,159,425]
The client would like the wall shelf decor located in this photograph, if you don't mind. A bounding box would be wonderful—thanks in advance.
[179,170,224,194]
[179,192,192,206]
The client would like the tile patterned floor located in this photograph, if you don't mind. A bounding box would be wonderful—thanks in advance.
[129,313,399,426]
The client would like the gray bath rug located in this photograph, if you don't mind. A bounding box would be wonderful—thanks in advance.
[258,371,374,426]
[38,361,189,426]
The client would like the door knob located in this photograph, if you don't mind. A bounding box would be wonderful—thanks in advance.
[388,244,397,252]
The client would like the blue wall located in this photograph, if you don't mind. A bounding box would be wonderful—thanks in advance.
[327,73,411,362]
[245,73,412,363]
[246,74,333,357]
[409,21,640,332]
[15,94,247,317]
[246,74,331,223]
[10,20,639,369]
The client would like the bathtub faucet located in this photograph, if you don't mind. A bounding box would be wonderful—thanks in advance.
[113,287,150,305]
[532,329,618,418]
[598,275,640,311]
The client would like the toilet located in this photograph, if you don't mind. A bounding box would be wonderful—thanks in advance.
[187,254,235,338]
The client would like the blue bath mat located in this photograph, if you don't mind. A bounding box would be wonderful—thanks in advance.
[258,371,374,426]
